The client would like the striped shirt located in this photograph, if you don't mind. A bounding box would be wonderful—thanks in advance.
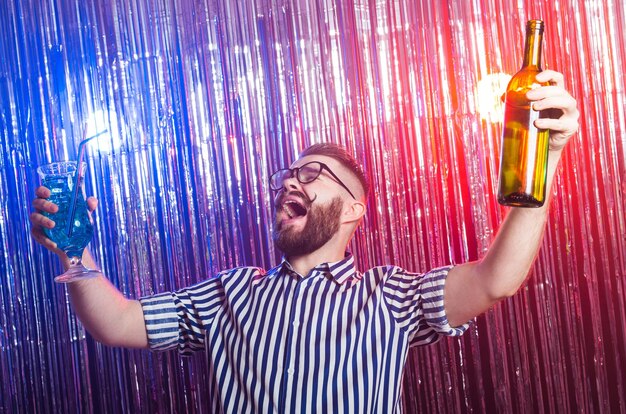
[140,254,469,413]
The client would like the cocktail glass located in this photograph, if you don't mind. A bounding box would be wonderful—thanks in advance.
[37,161,100,283]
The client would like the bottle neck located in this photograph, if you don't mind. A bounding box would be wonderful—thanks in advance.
[522,23,544,69]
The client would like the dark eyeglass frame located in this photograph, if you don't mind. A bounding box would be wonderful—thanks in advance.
[269,161,357,200]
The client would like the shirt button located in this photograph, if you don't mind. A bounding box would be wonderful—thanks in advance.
[287,368,295,375]
[292,321,300,327]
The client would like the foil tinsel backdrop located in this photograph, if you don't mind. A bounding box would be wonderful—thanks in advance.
[1,0,625,412]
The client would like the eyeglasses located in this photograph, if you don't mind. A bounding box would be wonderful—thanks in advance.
[269,161,356,199]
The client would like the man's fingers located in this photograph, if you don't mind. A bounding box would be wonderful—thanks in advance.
[526,85,570,101]
[534,116,578,134]
[32,197,59,213]
[30,224,57,250]
[35,186,51,198]
[33,186,58,215]
[531,94,578,113]
[534,107,579,135]
[536,69,564,87]
[86,197,98,212]
[522,71,579,142]
[29,211,55,229]
[30,185,69,254]
[34,187,98,213]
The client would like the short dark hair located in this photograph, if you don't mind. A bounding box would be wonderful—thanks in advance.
[299,143,369,198]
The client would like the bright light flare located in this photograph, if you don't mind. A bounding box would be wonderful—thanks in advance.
[85,109,121,153]
[476,73,511,123]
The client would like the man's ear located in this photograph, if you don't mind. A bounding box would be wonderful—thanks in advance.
[342,200,366,224]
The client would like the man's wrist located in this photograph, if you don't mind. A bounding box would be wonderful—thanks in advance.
[548,147,565,158]
[547,148,565,171]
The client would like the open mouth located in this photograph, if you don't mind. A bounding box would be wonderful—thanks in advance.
[282,199,308,219]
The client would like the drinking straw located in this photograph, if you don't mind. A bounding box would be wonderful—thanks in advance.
[66,127,108,237]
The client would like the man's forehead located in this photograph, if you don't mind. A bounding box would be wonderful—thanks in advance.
[290,154,338,168]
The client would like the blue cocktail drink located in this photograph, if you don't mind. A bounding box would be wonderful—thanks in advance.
[42,172,93,257]
[37,161,100,283]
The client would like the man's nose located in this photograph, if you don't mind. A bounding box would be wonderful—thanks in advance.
[281,173,301,192]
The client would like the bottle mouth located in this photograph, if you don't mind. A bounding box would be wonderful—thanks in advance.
[526,19,544,33]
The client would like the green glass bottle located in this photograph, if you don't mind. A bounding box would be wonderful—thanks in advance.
[497,20,550,207]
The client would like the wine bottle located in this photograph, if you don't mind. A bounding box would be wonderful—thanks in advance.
[497,20,550,207]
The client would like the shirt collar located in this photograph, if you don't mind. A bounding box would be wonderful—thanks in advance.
[279,252,357,285]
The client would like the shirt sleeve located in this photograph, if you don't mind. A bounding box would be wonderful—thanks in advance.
[139,275,225,354]
[382,265,471,347]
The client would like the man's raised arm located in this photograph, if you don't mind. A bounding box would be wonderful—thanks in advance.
[444,70,580,327]
[30,187,148,348]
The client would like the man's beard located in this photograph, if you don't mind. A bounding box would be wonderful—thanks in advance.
[273,194,344,258]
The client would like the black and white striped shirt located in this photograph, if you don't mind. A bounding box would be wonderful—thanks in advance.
[140,254,469,413]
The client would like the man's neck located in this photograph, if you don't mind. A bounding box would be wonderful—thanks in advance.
[286,245,346,277]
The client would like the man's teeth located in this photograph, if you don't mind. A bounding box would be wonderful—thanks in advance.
[282,201,304,219]
[283,204,295,218]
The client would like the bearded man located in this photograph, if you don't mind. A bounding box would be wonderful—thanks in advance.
[30,70,579,413]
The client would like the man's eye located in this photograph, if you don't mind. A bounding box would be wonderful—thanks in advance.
[300,167,319,179]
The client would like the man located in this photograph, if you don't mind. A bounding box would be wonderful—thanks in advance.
[30,70,579,412]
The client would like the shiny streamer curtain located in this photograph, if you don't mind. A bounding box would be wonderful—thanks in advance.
[0,0,624,412]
